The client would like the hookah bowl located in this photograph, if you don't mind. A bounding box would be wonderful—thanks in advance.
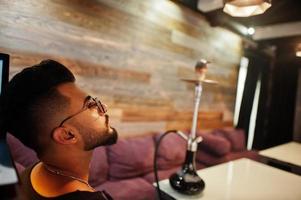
[169,149,205,195]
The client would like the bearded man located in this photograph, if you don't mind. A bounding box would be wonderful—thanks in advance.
[1,60,118,199]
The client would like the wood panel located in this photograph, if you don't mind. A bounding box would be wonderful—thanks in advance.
[0,0,242,136]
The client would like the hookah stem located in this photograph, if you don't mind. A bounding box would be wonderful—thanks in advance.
[190,83,203,144]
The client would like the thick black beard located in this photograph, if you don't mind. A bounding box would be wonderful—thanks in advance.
[83,126,118,151]
[104,127,118,146]
[104,115,118,145]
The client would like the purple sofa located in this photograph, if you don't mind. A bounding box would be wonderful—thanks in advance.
[7,128,259,200]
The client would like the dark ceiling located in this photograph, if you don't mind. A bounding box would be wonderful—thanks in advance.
[214,0,301,26]
[175,0,301,26]
[174,0,301,53]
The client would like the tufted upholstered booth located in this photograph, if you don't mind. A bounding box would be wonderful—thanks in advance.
[7,128,259,200]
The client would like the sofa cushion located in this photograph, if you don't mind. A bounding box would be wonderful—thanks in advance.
[143,161,206,184]
[196,149,259,166]
[212,128,246,152]
[196,149,228,166]
[15,161,25,174]
[143,166,181,184]
[88,147,109,187]
[197,132,231,156]
[95,178,156,200]
[225,150,260,162]
[107,135,155,180]
[6,133,39,167]
[154,133,187,170]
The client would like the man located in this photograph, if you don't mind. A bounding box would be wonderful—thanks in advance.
[1,60,118,199]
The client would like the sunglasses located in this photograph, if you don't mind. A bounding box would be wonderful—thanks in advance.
[58,95,107,127]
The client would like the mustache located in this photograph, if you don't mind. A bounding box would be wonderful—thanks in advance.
[105,114,109,126]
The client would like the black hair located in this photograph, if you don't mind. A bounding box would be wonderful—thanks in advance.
[0,59,75,154]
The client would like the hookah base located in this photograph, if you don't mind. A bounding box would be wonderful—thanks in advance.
[169,170,205,195]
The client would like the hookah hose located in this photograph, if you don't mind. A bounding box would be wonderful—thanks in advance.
[153,130,178,200]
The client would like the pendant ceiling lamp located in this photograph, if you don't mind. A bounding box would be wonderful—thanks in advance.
[223,0,272,17]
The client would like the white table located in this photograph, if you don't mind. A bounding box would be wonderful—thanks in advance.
[259,142,301,167]
[0,141,18,186]
[158,158,301,200]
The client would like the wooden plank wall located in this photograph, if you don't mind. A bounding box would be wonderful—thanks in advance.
[0,0,242,138]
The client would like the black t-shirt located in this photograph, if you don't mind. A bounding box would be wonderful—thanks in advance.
[19,163,113,200]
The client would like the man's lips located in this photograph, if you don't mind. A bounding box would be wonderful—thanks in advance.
[108,126,114,134]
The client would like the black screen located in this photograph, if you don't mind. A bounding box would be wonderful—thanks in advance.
[0,53,19,195]
[0,53,9,94]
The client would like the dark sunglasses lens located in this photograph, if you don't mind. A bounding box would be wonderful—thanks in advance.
[99,103,107,113]
[86,100,95,109]
[95,99,106,114]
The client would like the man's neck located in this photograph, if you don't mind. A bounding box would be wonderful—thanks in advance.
[29,150,95,197]
[41,150,93,181]
[30,161,94,197]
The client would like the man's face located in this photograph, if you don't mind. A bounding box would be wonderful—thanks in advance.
[56,83,118,150]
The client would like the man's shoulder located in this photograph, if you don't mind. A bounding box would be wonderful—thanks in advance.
[56,190,113,200]
[17,163,113,200]
[19,162,37,187]
[18,165,112,200]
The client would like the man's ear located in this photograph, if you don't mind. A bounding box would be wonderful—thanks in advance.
[52,127,77,145]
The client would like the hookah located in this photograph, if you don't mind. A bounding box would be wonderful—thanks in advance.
[154,59,218,198]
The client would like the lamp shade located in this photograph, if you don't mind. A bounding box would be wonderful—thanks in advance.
[223,0,272,17]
